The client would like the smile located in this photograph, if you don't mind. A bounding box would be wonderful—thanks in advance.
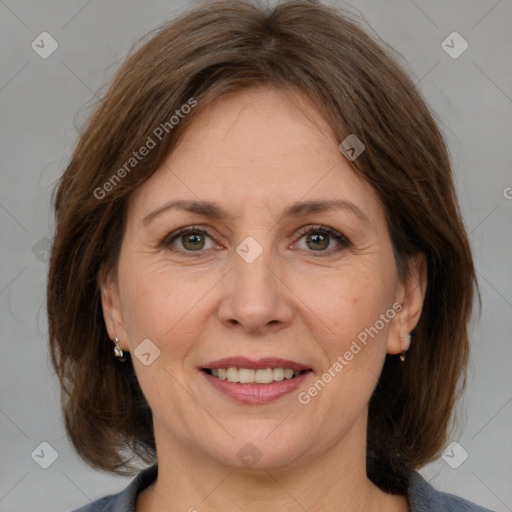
[200,358,313,403]
[202,367,308,384]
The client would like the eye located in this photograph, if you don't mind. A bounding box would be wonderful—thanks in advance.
[292,225,351,256]
[161,226,217,254]
[161,224,351,257]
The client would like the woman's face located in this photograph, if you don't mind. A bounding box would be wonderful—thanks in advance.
[101,86,425,471]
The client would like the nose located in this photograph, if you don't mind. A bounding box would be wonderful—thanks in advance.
[217,246,294,335]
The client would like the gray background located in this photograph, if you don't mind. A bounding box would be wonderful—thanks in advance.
[1,0,511,511]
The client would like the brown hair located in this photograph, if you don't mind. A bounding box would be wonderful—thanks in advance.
[47,0,479,492]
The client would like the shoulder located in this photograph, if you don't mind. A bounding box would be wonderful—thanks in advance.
[408,470,496,512]
[70,465,158,512]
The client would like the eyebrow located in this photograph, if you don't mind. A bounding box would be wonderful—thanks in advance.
[142,198,371,227]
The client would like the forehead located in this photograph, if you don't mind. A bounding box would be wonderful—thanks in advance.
[127,87,383,228]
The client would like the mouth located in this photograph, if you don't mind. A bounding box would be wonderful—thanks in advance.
[200,357,313,404]
[201,367,311,384]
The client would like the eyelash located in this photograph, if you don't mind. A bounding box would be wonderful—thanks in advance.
[161,224,351,258]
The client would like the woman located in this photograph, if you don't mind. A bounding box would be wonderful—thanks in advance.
[47,1,495,510]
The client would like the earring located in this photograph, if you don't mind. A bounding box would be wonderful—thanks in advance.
[113,336,127,362]
[399,333,411,362]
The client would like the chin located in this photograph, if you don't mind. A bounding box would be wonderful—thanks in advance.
[201,431,308,471]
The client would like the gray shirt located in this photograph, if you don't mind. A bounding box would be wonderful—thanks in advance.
[71,464,496,511]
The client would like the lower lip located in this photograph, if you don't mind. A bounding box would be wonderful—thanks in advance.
[201,370,312,404]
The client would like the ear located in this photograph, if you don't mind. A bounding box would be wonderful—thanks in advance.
[98,264,129,351]
[387,253,427,355]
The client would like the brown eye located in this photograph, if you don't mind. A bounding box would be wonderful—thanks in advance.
[293,226,351,256]
[180,232,206,251]
[305,231,330,251]
[162,227,215,254]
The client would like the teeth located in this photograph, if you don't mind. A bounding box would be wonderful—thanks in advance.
[208,367,305,384]
[273,368,284,381]
[226,367,238,382]
[239,368,255,383]
[255,368,273,384]
[284,368,294,379]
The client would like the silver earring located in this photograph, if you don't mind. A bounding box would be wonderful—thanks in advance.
[399,333,411,362]
[113,336,126,362]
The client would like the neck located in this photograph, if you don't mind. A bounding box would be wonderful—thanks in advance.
[137,414,407,512]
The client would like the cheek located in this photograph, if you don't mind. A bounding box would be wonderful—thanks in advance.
[118,262,213,365]
[305,261,395,372]
[292,269,394,441]
[117,268,201,410]
[313,265,390,331]
[118,265,175,342]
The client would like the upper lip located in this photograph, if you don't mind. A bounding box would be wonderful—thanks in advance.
[202,357,311,372]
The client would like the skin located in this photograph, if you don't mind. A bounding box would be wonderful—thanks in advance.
[100,86,426,512]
